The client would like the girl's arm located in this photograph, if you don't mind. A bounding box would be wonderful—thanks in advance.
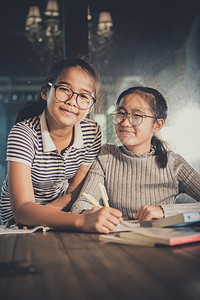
[46,164,91,210]
[8,161,121,232]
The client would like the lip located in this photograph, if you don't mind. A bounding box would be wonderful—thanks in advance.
[119,129,135,135]
[59,107,78,116]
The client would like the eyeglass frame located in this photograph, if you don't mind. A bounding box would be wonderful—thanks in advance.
[48,82,96,110]
[110,110,158,127]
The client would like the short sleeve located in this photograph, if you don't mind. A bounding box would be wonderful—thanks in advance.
[6,123,36,166]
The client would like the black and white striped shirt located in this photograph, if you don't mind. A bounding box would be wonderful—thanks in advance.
[0,111,102,224]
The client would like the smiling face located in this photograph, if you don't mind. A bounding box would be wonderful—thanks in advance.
[42,66,95,132]
[115,93,163,155]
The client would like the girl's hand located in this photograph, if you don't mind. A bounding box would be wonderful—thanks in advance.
[6,217,28,230]
[135,205,164,221]
[81,207,122,233]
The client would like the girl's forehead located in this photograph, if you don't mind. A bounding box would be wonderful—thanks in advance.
[119,93,151,112]
[55,66,95,91]
[57,66,88,80]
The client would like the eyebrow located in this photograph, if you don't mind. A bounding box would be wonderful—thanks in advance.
[57,81,92,94]
[117,106,145,114]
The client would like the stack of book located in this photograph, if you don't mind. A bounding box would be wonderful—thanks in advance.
[100,212,200,247]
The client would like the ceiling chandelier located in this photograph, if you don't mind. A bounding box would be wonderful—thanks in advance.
[25,0,63,61]
[88,7,114,61]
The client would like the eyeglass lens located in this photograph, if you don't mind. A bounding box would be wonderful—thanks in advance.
[112,112,142,126]
[56,86,94,109]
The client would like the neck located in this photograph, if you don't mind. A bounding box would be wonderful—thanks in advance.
[125,144,151,155]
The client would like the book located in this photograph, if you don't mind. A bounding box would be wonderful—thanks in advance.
[100,226,200,247]
[0,225,51,235]
[140,212,200,228]
[112,212,200,233]
[112,220,140,232]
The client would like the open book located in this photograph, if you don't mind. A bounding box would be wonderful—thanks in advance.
[100,226,200,247]
[0,225,51,235]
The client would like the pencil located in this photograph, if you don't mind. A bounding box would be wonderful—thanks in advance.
[82,192,102,207]
[98,183,109,207]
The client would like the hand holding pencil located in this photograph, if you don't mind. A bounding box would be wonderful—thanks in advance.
[81,184,122,233]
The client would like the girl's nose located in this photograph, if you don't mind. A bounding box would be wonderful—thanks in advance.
[65,94,77,107]
[121,115,132,126]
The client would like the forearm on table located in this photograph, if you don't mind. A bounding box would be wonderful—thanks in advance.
[13,201,85,230]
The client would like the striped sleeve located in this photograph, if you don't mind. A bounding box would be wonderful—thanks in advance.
[6,123,36,166]
[82,121,102,165]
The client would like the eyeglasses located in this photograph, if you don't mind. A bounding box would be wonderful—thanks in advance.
[48,82,96,110]
[110,110,157,127]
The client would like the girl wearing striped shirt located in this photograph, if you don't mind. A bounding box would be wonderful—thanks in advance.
[72,87,200,222]
[0,58,122,233]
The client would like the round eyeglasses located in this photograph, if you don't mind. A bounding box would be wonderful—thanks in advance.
[48,82,96,110]
[110,110,157,127]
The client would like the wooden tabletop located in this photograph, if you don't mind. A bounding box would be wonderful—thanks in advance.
[0,231,200,300]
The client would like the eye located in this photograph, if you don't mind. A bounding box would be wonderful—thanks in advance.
[79,93,91,101]
[117,111,126,116]
[133,113,143,119]
[59,86,71,93]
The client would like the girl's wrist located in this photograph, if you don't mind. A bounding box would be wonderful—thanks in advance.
[74,213,85,231]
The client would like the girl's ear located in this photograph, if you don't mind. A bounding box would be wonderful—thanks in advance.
[153,119,164,134]
[41,87,48,101]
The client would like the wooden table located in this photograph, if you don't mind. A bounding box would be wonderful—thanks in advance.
[0,231,200,300]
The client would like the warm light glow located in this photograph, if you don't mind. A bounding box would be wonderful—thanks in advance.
[26,6,42,23]
[98,12,113,33]
[44,0,59,17]
[87,6,92,21]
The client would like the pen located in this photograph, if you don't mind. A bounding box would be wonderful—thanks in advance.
[98,183,109,207]
[82,192,102,207]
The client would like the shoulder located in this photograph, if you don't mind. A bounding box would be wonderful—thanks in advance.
[80,118,101,134]
[80,118,99,127]
[167,150,188,164]
[11,116,40,137]
[97,143,121,159]
[167,150,195,171]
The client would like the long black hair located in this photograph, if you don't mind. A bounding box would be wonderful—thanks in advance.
[15,57,102,123]
[116,86,168,168]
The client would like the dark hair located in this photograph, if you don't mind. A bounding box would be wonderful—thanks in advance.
[15,57,102,123]
[116,86,168,168]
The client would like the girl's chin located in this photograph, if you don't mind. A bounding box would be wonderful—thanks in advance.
[118,137,135,147]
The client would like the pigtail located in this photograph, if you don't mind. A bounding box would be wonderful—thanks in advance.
[151,135,168,168]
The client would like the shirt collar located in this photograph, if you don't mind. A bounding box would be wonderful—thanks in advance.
[40,110,84,153]
[121,145,155,157]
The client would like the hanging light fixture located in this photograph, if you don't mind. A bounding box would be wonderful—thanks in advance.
[88,7,114,59]
[98,12,113,36]
[25,0,62,60]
